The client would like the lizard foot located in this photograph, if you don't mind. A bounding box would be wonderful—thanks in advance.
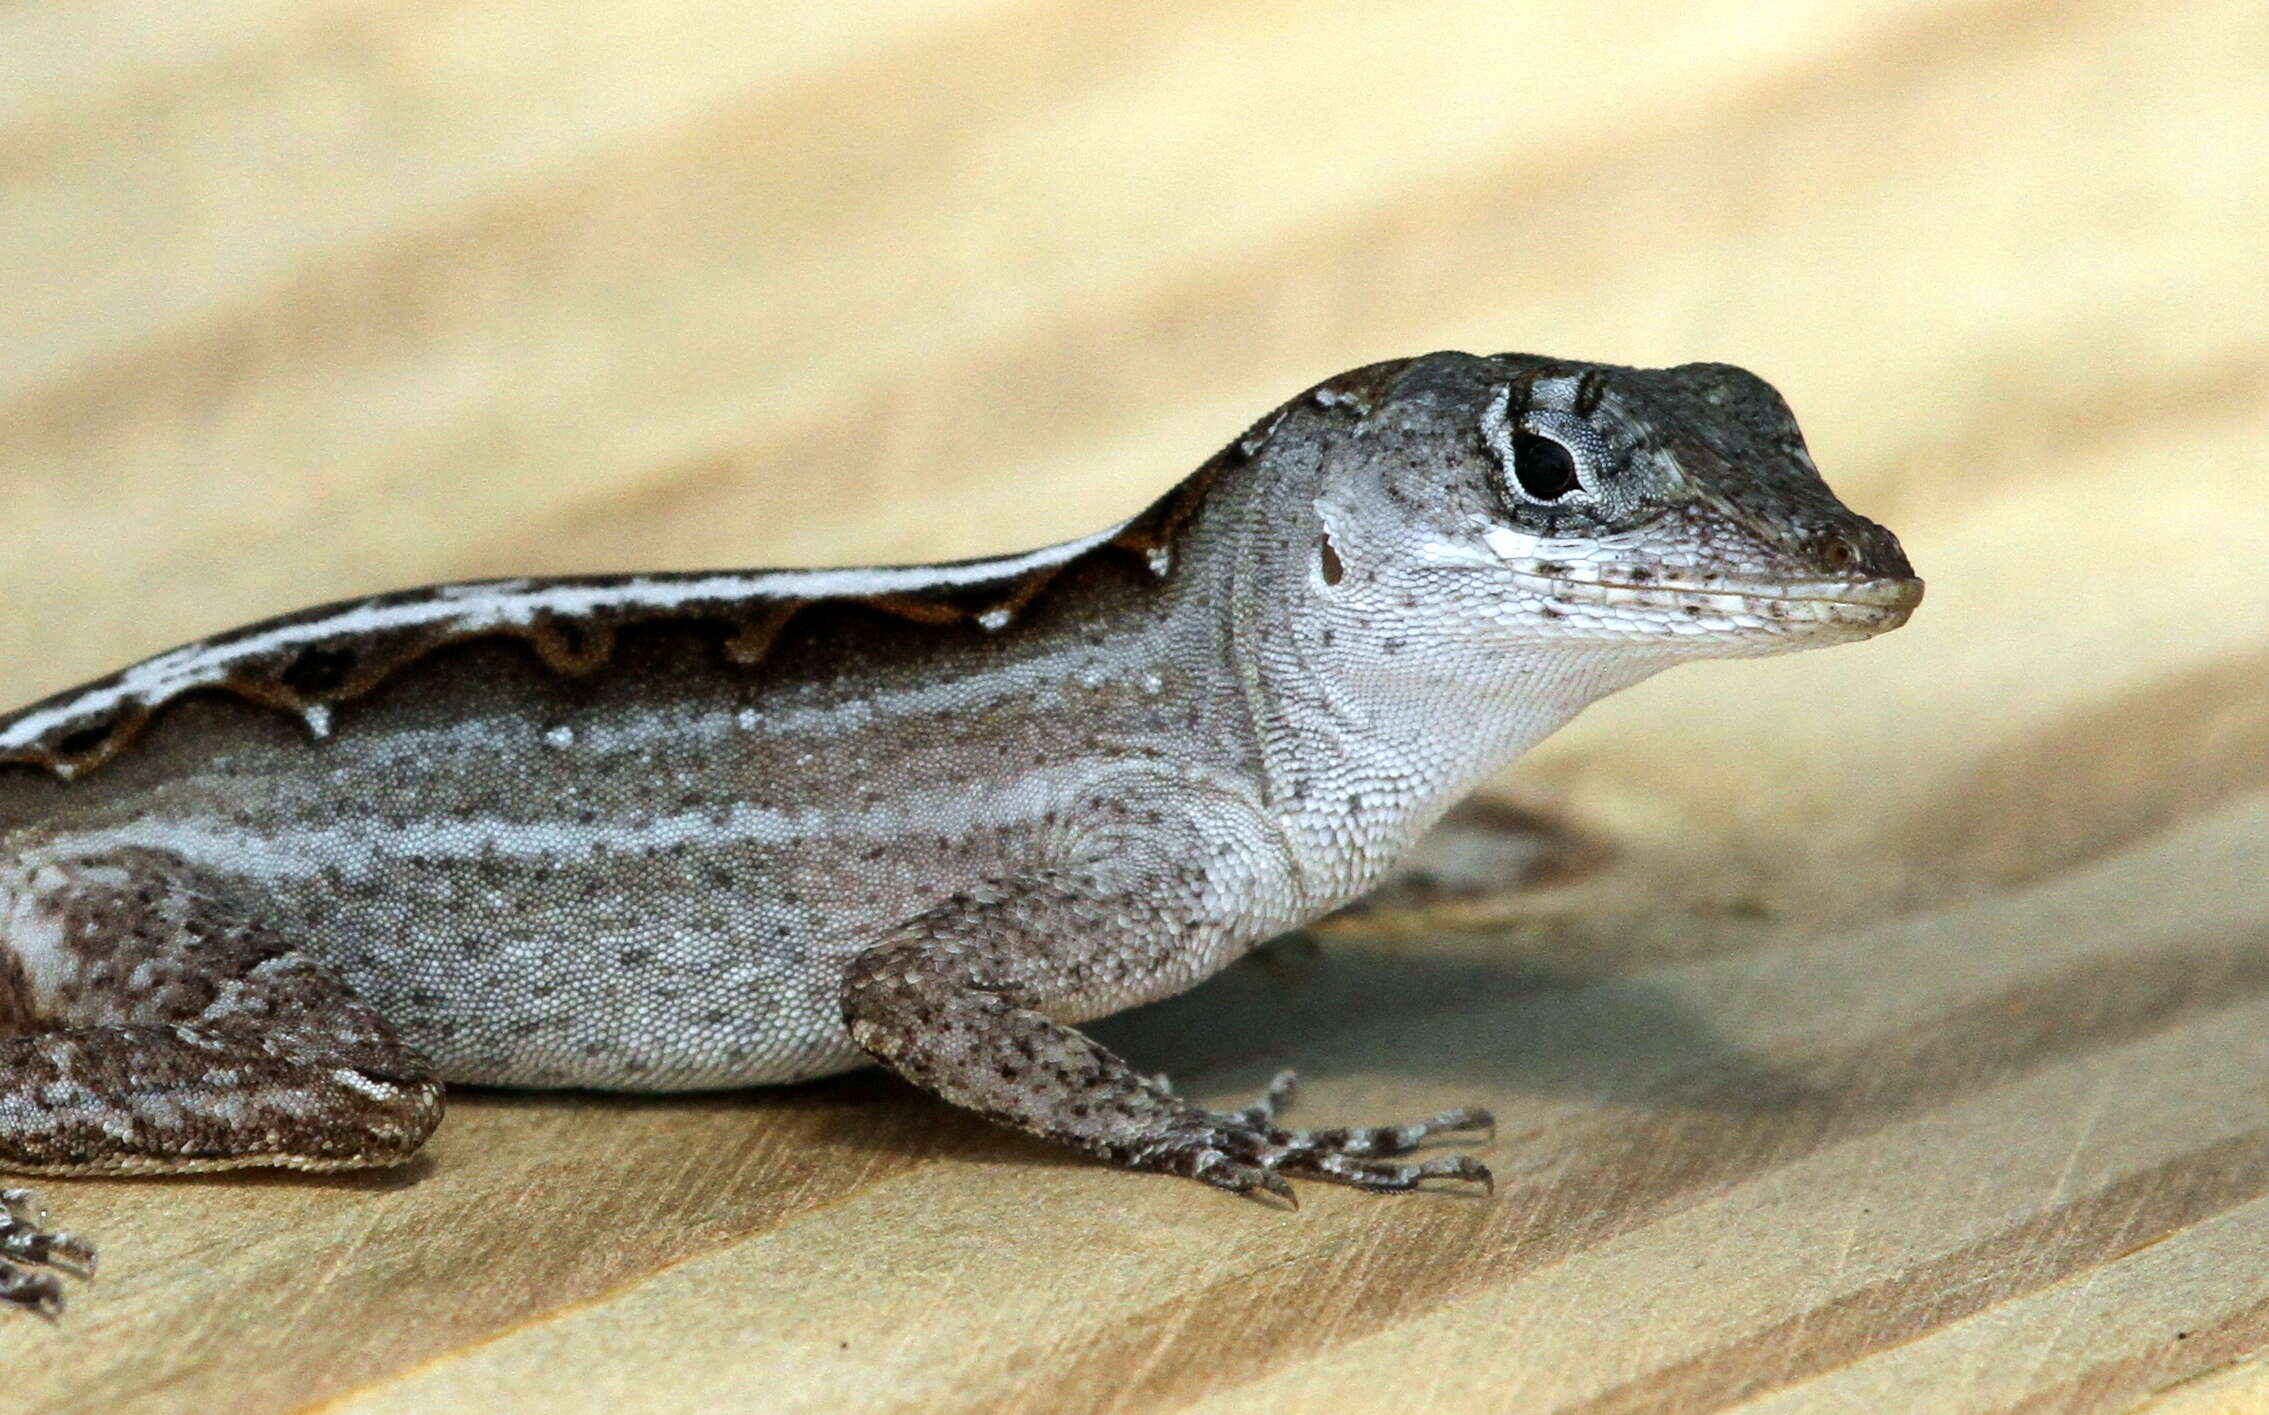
[1150,1070,1496,1203]
[1,1189,96,1319]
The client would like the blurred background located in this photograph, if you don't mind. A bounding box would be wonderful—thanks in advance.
[4,4,2267,1414]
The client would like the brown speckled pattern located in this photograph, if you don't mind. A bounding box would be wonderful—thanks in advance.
[0,850,440,1172]
[0,851,440,1311]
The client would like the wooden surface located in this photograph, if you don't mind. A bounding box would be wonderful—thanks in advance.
[3,2,2266,1411]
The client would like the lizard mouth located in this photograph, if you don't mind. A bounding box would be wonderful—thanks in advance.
[1511,570,1925,636]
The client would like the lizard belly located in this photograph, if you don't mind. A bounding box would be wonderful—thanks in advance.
[278,839,916,1092]
[5,801,933,1091]
[350,920,871,1093]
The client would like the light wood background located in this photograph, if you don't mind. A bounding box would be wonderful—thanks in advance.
[3,1,2267,1411]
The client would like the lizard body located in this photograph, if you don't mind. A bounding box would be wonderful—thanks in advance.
[0,352,1919,1314]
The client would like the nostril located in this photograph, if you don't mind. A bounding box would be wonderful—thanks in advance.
[1811,522,1916,581]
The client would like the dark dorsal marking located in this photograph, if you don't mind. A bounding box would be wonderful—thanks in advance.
[1573,368,1609,418]
[0,447,1247,783]
[279,645,359,697]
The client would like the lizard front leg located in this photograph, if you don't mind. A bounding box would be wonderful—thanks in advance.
[840,860,1493,1201]
[0,848,443,1313]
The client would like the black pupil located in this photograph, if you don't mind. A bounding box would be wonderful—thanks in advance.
[1512,433,1580,500]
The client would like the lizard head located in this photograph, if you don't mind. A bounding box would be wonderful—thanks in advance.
[1303,351,1922,665]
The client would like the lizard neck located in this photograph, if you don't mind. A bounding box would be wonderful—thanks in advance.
[1201,471,1675,912]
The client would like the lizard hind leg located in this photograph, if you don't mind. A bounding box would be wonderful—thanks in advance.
[0,847,444,1312]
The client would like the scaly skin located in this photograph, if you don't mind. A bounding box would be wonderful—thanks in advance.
[0,352,1918,1311]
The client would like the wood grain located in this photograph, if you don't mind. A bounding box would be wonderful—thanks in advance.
[2,1,2264,1411]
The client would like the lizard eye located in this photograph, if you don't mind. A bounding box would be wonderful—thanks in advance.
[1509,433,1579,501]
[1482,386,1613,509]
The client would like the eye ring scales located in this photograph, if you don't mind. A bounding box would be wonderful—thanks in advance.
[1481,385,1613,507]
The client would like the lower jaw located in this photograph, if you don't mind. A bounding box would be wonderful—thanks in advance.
[1515,574,1921,639]
[1695,606,1914,656]
[1524,599,1916,655]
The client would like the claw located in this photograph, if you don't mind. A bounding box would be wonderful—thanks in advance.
[1414,1155,1495,1193]
[1,1224,82,1266]
[1188,1148,1253,1194]
[35,1232,96,1279]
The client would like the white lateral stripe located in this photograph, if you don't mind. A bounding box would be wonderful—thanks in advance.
[0,522,1128,753]
[28,758,1119,880]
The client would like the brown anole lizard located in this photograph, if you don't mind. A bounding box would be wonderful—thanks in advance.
[0,352,1920,1314]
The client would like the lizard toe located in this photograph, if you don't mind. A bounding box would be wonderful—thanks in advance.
[1278,1150,1495,1194]
[1,1189,98,1293]
[1250,1102,1497,1159]
[0,1261,66,1319]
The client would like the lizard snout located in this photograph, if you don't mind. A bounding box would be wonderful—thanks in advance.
[1801,515,1918,589]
